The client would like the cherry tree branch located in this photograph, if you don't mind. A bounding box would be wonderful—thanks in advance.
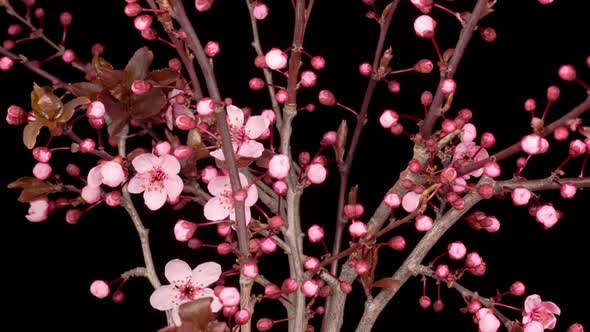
[459,96,590,176]
[0,46,64,87]
[4,0,87,72]
[496,176,590,193]
[244,0,282,128]
[420,0,490,138]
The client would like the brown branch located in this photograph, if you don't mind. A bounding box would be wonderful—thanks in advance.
[459,96,590,176]
[355,185,484,331]
[244,0,282,128]
[495,176,590,193]
[420,0,490,138]
[330,0,401,278]
[0,46,64,88]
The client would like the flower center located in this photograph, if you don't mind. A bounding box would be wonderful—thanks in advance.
[174,279,201,302]
[148,167,167,189]
[531,308,552,326]
[231,126,247,146]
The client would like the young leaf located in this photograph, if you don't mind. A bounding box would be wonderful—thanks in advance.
[335,120,347,168]
[125,47,154,82]
[372,277,401,292]
[178,297,213,332]
[22,121,43,149]
[7,176,61,202]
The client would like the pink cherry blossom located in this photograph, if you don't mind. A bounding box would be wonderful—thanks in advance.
[384,192,401,208]
[415,215,433,232]
[25,198,50,222]
[218,287,240,307]
[32,162,52,180]
[196,97,215,116]
[302,280,319,297]
[448,241,467,260]
[81,185,102,204]
[349,221,368,237]
[165,89,194,130]
[476,308,501,332]
[204,172,258,223]
[150,259,222,325]
[379,109,399,129]
[241,261,259,278]
[210,105,269,161]
[268,154,291,179]
[560,183,577,199]
[523,294,561,329]
[461,123,477,143]
[127,153,184,211]
[535,205,559,228]
[253,2,269,20]
[304,257,320,271]
[88,161,125,188]
[265,48,288,70]
[452,142,489,177]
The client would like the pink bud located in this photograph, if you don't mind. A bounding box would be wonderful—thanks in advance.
[217,242,232,255]
[32,147,52,163]
[483,161,500,178]
[440,167,457,184]
[219,287,240,307]
[433,300,444,312]
[172,145,191,160]
[124,3,142,17]
[268,215,284,230]
[265,48,288,70]
[535,204,559,228]
[355,260,369,275]
[383,192,401,208]
[414,15,436,38]
[256,318,273,331]
[268,154,290,179]
[547,85,560,102]
[440,79,456,95]
[300,70,317,88]
[307,225,324,243]
[559,65,576,81]
[133,15,152,31]
[249,77,265,90]
[260,237,277,254]
[86,101,105,119]
[105,191,122,207]
[553,126,569,141]
[33,162,52,180]
[311,56,326,70]
[60,12,72,26]
[200,166,218,184]
[81,185,101,204]
[90,280,110,299]
[318,90,336,106]
[480,132,496,149]
[435,264,449,279]
[419,295,431,309]
[448,241,467,260]
[521,134,549,155]
[204,41,220,57]
[387,80,401,93]
[560,183,577,199]
[415,59,434,74]
[304,257,320,272]
[415,215,433,232]
[476,308,500,332]
[241,261,259,278]
[306,164,327,184]
[131,80,152,95]
[65,209,82,224]
[302,280,319,297]
[421,91,433,106]
[281,278,298,294]
[8,24,22,35]
[411,0,433,13]
[379,109,399,129]
[511,187,531,206]
[274,89,288,103]
[60,49,76,64]
[388,236,405,251]
[510,281,526,296]
[339,281,352,294]
[481,27,497,42]
[359,62,372,76]
[567,323,584,332]
[402,191,421,213]
[349,221,368,237]
[195,0,214,11]
[537,0,554,4]
[6,105,27,125]
[196,98,215,116]
[272,180,288,195]
[188,238,203,250]
[234,309,251,325]
[253,2,269,20]
[174,219,197,242]
[569,139,586,156]
[441,119,456,134]
[264,284,281,299]
[217,223,231,237]
[465,252,483,268]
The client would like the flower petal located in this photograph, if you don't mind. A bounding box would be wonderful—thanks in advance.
[101,161,125,187]
[127,174,147,193]
[87,165,103,187]
[165,259,192,283]
[159,154,181,175]
[132,153,159,173]
[164,175,184,200]
[245,183,258,207]
[230,206,252,225]
[238,140,264,158]
[209,148,226,161]
[226,105,244,129]
[208,175,231,197]
[172,306,182,326]
[195,287,222,313]
[204,196,231,221]
[192,262,222,288]
[542,301,561,315]
[245,115,268,139]
[524,294,542,313]
[149,285,176,311]
[144,188,167,210]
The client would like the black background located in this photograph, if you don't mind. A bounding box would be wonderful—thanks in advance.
[1,0,589,331]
